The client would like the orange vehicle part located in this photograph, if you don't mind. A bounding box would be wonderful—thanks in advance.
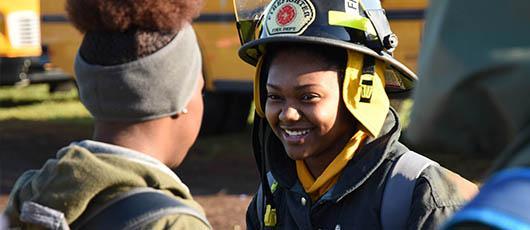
[0,0,41,58]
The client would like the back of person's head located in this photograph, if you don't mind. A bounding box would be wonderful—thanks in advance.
[407,0,530,162]
[66,0,205,166]
[66,0,204,122]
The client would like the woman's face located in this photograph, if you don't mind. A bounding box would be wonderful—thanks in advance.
[265,50,354,162]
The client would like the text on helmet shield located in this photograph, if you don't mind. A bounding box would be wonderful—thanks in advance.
[345,0,360,15]
[265,0,316,36]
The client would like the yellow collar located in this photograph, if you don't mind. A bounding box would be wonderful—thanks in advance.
[296,130,368,201]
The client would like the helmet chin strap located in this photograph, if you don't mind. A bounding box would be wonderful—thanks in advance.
[343,50,389,137]
[252,115,277,228]
[253,56,266,118]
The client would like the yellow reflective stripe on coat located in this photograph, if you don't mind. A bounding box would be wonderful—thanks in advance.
[264,204,277,227]
[297,130,368,201]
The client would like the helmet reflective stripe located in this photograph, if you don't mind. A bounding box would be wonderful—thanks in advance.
[328,10,376,35]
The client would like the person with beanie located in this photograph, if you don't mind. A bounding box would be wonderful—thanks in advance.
[234,0,477,229]
[3,0,211,229]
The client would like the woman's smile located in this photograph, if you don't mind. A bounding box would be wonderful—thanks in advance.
[280,127,313,144]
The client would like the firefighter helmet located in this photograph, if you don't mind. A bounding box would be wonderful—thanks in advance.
[235,0,416,95]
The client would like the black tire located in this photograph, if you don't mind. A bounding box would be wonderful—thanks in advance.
[200,91,252,135]
[0,58,29,85]
[49,80,77,93]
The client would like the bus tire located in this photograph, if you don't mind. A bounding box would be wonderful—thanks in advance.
[49,80,77,93]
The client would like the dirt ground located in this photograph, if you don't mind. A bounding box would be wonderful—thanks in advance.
[0,120,258,229]
[0,120,493,229]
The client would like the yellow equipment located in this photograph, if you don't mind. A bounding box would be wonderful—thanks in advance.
[0,0,73,87]
[384,0,427,71]
[0,0,41,85]
[0,0,41,57]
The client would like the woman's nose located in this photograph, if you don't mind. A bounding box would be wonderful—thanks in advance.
[279,106,301,122]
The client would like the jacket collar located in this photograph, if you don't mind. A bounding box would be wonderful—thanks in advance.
[264,108,404,200]
[65,140,189,193]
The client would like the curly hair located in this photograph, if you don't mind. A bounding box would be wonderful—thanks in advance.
[66,0,203,33]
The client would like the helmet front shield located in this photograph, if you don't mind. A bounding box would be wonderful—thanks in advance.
[233,0,269,45]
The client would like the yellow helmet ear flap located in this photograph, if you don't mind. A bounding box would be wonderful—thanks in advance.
[342,50,390,137]
[254,56,266,117]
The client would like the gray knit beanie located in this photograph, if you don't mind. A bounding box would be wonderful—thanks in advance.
[66,0,204,122]
[74,24,202,121]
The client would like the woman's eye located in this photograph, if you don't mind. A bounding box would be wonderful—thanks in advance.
[267,94,282,101]
[301,94,319,101]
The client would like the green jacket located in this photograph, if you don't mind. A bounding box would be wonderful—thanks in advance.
[4,140,211,229]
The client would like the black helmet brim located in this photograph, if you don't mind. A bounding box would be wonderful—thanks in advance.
[239,35,417,96]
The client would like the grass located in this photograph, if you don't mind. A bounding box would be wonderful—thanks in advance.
[0,84,91,123]
[0,83,414,126]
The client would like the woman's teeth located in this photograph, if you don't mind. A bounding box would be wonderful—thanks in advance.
[283,129,310,136]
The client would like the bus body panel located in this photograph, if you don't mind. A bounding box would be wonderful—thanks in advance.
[0,0,41,58]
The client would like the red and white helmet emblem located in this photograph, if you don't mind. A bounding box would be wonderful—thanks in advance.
[276,4,296,26]
[265,0,316,36]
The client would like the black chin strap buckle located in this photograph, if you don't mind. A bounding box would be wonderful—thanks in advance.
[360,55,376,103]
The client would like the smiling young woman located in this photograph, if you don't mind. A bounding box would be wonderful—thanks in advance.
[247,43,478,230]
[237,0,477,229]
[264,45,355,178]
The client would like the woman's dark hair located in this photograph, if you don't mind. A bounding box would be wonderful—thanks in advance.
[258,43,348,111]
[264,43,348,77]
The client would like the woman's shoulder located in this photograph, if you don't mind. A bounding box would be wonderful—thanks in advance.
[416,165,477,208]
[407,165,478,228]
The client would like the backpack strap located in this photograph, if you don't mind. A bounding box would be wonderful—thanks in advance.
[72,187,211,230]
[381,151,439,230]
[256,172,278,229]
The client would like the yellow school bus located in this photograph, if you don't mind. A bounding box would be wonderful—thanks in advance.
[0,0,73,86]
[0,0,41,58]
[189,0,428,133]
[198,0,427,91]
[0,0,41,85]
[5,0,427,133]
[384,0,427,71]
[196,0,427,132]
